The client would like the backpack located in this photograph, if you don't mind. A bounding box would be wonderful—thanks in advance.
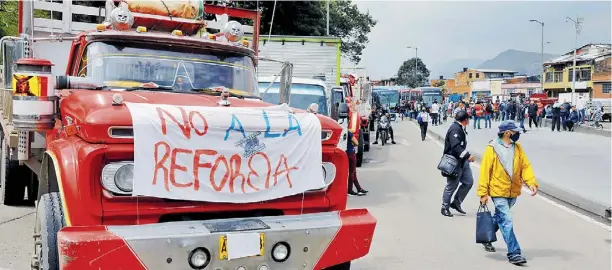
[486,104,493,113]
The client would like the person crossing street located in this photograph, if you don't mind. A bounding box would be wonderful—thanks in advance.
[440,110,474,217]
[477,120,539,265]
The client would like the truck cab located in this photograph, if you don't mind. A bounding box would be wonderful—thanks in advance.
[258,76,330,116]
[0,1,375,269]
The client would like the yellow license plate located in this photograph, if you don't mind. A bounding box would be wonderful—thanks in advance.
[218,233,265,260]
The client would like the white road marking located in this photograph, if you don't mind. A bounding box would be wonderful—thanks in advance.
[409,121,611,231]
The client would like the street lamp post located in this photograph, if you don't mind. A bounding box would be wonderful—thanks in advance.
[407,46,418,86]
[529,19,544,94]
[566,16,583,98]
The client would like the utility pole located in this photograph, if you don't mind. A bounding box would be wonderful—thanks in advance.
[326,0,330,36]
[529,19,544,93]
[566,16,583,98]
[407,46,418,87]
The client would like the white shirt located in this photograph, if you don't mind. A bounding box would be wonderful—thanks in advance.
[419,112,430,122]
[431,103,440,112]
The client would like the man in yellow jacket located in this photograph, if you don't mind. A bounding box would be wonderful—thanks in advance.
[477,120,539,265]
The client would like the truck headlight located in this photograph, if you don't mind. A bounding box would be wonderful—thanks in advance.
[102,161,134,195]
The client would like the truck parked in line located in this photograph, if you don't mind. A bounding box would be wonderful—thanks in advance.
[0,1,376,269]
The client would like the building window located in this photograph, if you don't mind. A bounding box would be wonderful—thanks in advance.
[553,71,563,82]
[545,72,553,83]
[476,73,480,78]
[603,83,611,93]
[469,73,473,79]
[568,68,592,82]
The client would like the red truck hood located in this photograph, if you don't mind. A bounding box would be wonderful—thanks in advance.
[58,90,342,144]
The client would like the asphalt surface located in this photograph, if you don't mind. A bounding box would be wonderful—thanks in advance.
[426,117,612,218]
[0,120,610,270]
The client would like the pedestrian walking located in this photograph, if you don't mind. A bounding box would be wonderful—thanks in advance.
[515,101,526,132]
[527,100,538,129]
[473,101,483,129]
[493,101,500,122]
[500,101,507,121]
[417,107,430,141]
[441,110,474,217]
[346,130,367,196]
[551,102,561,132]
[536,101,544,127]
[484,101,493,128]
[477,120,539,265]
[431,100,440,126]
[508,100,516,121]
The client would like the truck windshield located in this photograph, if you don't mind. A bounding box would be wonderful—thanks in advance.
[78,41,257,96]
[259,82,329,116]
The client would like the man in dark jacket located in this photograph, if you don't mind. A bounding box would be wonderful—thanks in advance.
[516,101,526,132]
[551,102,562,132]
[560,100,571,130]
[507,100,516,121]
[527,101,539,129]
[441,110,475,217]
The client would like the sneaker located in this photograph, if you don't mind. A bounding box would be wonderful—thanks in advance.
[372,141,378,145]
[482,243,496,252]
[508,255,527,265]
[348,191,364,196]
[358,189,369,194]
[391,141,397,144]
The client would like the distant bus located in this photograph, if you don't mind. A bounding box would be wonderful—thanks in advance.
[372,87,400,110]
[416,87,443,107]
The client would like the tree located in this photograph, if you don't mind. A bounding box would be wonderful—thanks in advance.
[228,1,376,64]
[397,58,430,88]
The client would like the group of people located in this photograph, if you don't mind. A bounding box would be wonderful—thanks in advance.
[403,99,447,126]
[440,109,539,266]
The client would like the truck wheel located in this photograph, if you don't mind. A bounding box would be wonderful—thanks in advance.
[1,134,26,206]
[363,132,370,152]
[32,192,65,270]
[324,261,351,270]
[356,130,364,167]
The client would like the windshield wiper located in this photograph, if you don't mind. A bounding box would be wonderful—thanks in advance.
[124,85,175,91]
[188,88,262,100]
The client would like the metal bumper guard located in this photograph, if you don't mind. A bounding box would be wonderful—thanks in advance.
[58,209,376,270]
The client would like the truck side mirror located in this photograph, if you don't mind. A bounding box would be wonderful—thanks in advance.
[1,37,27,88]
[278,62,293,105]
[338,103,349,119]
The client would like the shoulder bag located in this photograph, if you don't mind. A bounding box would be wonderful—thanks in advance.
[437,153,460,178]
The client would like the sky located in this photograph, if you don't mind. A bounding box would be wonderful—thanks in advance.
[350,1,612,80]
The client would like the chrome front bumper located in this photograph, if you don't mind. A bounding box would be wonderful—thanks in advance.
[58,209,376,270]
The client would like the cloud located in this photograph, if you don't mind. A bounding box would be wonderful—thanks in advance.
[354,1,612,80]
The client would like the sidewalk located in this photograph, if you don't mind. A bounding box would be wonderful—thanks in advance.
[422,118,611,218]
[541,118,611,138]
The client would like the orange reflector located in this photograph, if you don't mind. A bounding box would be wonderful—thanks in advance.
[171,30,183,36]
[64,125,78,136]
[136,26,147,33]
[96,24,106,32]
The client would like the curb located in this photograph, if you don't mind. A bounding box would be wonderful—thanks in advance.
[541,118,611,138]
[407,117,612,219]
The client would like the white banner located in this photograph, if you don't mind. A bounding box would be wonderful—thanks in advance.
[125,102,325,203]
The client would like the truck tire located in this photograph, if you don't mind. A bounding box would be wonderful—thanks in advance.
[0,134,26,206]
[363,131,370,152]
[32,192,65,270]
[356,130,364,167]
[324,261,351,270]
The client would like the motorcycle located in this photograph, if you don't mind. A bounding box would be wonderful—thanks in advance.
[378,115,390,146]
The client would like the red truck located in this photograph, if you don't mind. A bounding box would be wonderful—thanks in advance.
[0,1,376,269]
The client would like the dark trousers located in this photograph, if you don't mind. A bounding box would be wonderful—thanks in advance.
[346,151,362,192]
[551,116,561,131]
[528,114,538,128]
[431,113,439,125]
[419,122,428,140]
[566,121,575,131]
[442,160,474,208]
[560,114,568,130]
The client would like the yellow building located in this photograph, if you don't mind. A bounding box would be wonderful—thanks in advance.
[543,43,611,98]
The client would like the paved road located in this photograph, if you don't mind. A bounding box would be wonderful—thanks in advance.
[0,120,610,269]
[424,118,611,218]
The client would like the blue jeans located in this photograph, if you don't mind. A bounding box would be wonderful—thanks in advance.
[473,116,481,129]
[484,114,492,128]
[492,197,521,258]
[518,118,525,129]
[579,109,586,123]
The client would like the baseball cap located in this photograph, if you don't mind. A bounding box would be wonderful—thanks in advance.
[498,120,523,133]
